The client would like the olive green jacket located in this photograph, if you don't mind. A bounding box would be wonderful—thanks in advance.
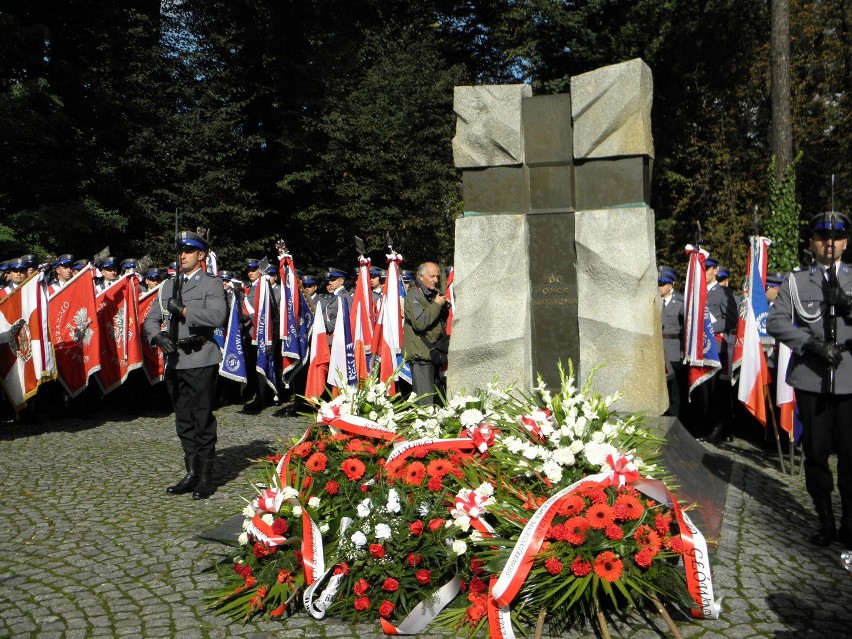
[403,284,444,362]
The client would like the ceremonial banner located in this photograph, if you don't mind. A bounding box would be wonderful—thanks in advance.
[95,275,143,394]
[371,252,406,393]
[220,292,248,383]
[280,252,310,376]
[0,272,57,410]
[683,245,721,397]
[732,236,771,425]
[350,258,374,381]
[328,295,356,390]
[255,278,277,391]
[48,266,101,396]
[304,299,330,399]
[137,284,165,385]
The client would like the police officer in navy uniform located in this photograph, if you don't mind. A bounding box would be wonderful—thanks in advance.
[768,212,852,548]
[658,266,684,417]
[144,231,227,499]
[322,267,350,336]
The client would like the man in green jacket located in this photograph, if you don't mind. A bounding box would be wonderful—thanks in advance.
[403,262,449,405]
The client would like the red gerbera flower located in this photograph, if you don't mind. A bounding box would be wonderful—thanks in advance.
[556,494,586,517]
[404,461,427,486]
[664,536,685,554]
[571,556,592,577]
[586,503,616,529]
[325,480,340,495]
[634,525,662,550]
[292,441,313,457]
[614,493,644,520]
[426,458,452,478]
[544,557,563,575]
[593,551,624,582]
[563,516,591,545]
[342,457,366,481]
[345,439,365,452]
[305,452,328,473]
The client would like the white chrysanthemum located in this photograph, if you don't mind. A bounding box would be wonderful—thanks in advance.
[375,523,392,540]
[522,444,543,460]
[368,410,378,421]
[417,501,430,517]
[502,435,525,454]
[242,518,251,530]
[366,391,377,403]
[450,394,479,409]
[460,408,485,428]
[238,532,249,545]
[261,513,275,526]
[584,441,617,466]
[351,531,367,548]
[541,459,563,483]
[242,504,256,518]
[282,486,299,500]
[319,523,329,533]
[357,498,373,518]
[452,540,468,556]
[308,496,321,508]
[292,505,303,516]
[552,447,576,466]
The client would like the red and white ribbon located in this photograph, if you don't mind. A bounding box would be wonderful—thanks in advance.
[466,422,497,453]
[329,414,400,441]
[303,517,353,618]
[386,437,475,464]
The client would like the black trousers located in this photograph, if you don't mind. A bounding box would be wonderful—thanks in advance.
[797,390,852,502]
[165,364,219,459]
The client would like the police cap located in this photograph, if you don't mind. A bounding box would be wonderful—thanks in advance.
[657,266,676,285]
[176,230,209,252]
[766,272,784,288]
[245,258,261,271]
[325,267,347,282]
[704,256,719,268]
[53,254,74,268]
[143,267,163,281]
[99,256,118,270]
[716,266,730,280]
[809,212,851,237]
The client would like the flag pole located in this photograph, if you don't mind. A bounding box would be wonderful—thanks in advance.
[762,383,787,474]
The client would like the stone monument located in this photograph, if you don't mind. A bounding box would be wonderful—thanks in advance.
[447,58,667,415]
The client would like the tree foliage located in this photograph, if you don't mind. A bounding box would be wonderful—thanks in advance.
[0,0,849,278]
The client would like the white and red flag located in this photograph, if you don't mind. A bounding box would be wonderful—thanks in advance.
[371,251,405,394]
[95,275,143,393]
[732,236,772,425]
[137,284,165,385]
[48,266,101,396]
[682,245,721,397]
[304,299,330,399]
[350,256,375,380]
[0,271,57,410]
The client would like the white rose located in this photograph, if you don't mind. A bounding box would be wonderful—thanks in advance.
[308,496,321,508]
[552,447,576,466]
[292,505,303,516]
[368,411,378,421]
[375,523,392,540]
[357,498,373,518]
[453,515,471,531]
[452,540,468,556]
[283,486,299,500]
[351,531,367,548]
[591,430,605,443]
[569,439,585,454]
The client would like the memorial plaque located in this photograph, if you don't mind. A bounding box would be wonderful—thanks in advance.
[462,166,527,213]
[574,156,652,210]
[527,212,579,389]
[522,94,573,166]
[528,165,575,212]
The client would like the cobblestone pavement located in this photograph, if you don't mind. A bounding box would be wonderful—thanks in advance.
[2,401,852,639]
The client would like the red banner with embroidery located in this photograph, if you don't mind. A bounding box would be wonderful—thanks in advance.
[137,284,165,384]
[95,275,143,394]
[48,266,101,397]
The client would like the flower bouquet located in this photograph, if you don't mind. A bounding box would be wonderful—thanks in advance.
[207,364,719,638]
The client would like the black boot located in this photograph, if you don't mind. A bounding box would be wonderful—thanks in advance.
[193,456,216,500]
[810,495,837,546]
[166,454,198,495]
[839,495,852,549]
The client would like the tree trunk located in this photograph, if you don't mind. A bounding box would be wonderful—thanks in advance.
[771,0,793,180]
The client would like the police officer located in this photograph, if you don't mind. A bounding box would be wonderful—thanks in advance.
[95,256,120,293]
[768,212,852,548]
[322,267,350,336]
[658,266,684,417]
[47,255,75,296]
[143,231,227,500]
[1,257,28,298]
[142,267,164,292]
